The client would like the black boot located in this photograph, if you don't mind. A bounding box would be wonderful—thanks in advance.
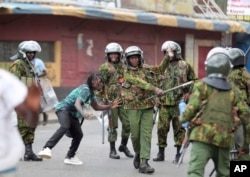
[139,159,155,174]
[172,145,181,164]
[153,147,165,161]
[118,139,134,158]
[24,144,43,161]
[133,154,140,169]
[109,142,120,159]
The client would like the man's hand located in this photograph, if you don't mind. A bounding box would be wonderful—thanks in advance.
[155,88,165,97]
[110,98,122,109]
[84,113,93,119]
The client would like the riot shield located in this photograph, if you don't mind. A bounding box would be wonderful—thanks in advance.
[39,78,58,112]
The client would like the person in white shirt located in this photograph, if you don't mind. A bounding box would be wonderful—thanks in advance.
[0,69,40,177]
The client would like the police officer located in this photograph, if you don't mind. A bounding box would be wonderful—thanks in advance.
[180,47,250,177]
[99,42,133,159]
[9,40,43,161]
[153,41,196,163]
[121,46,169,174]
[228,47,250,106]
[227,47,250,161]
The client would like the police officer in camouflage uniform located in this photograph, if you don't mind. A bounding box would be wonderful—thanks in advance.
[153,41,196,163]
[228,47,250,106]
[121,46,169,174]
[180,47,250,177]
[9,40,43,161]
[227,47,250,161]
[99,42,133,159]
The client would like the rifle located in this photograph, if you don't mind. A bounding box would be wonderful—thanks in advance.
[177,127,189,167]
[145,80,194,100]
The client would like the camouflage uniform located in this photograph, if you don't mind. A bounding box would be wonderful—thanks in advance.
[9,58,35,144]
[154,59,195,162]
[228,67,250,160]
[228,68,250,106]
[99,60,133,158]
[9,40,42,161]
[121,47,169,173]
[180,80,250,177]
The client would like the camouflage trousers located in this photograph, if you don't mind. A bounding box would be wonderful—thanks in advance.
[157,105,185,147]
[108,106,131,143]
[188,141,230,177]
[17,117,35,145]
[127,108,154,160]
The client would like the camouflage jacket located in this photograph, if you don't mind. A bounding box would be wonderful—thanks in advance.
[180,80,250,148]
[121,56,169,110]
[99,61,125,101]
[228,68,250,105]
[160,59,196,106]
[9,58,35,86]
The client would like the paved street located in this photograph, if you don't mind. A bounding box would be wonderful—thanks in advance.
[17,110,214,177]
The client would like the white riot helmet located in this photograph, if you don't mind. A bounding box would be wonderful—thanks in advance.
[124,46,144,68]
[105,42,123,62]
[226,47,246,68]
[10,40,41,60]
[161,41,182,59]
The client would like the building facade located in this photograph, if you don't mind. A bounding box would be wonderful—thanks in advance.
[1,1,249,98]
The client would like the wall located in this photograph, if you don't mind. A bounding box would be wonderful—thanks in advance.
[0,14,222,98]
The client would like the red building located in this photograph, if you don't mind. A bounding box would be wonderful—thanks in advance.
[1,1,249,99]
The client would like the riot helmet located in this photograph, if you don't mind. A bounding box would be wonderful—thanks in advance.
[10,40,41,60]
[124,46,143,68]
[227,48,246,68]
[105,42,123,62]
[203,47,232,90]
[10,41,28,60]
[21,40,41,53]
[161,41,182,59]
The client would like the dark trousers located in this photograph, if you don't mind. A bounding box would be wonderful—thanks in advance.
[43,110,83,158]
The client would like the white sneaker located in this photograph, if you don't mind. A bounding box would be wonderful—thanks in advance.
[64,156,83,165]
[38,147,52,159]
